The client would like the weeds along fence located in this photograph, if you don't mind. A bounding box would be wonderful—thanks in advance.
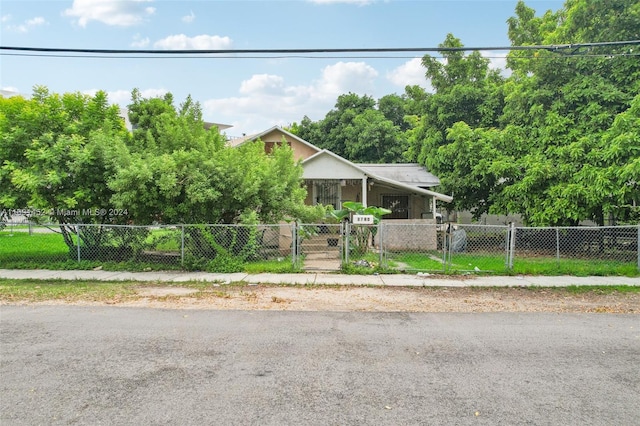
[0,221,638,273]
[0,222,295,272]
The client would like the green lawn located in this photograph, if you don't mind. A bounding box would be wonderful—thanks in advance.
[0,231,297,273]
[0,231,70,262]
[387,251,639,277]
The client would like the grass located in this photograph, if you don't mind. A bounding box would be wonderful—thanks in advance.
[244,258,298,273]
[511,257,639,277]
[387,251,640,277]
[0,231,70,262]
[0,279,139,302]
[0,231,297,273]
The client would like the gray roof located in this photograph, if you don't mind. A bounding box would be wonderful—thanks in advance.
[358,163,440,188]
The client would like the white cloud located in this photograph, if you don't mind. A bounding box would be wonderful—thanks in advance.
[481,51,512,77]
[63,0,156,27]
[314,61,378,99]
[182,11,195,23]
[153,34,232,50]
[1,87,22,98]
[203,61,379,135]
[386,58,426,88]
[130,33,150,48]
[4,16,47,33]
[1,14,12,23]
[239,75,285,96]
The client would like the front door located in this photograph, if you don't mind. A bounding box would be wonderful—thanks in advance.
[382,195,409,219]
[314,181,341,209]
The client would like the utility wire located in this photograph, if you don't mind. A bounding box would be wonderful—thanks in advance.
[2,52,638,60]
[1,40,638,57]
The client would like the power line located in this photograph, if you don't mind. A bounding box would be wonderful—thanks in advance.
[2,52,638,60]
[0,40,638,58]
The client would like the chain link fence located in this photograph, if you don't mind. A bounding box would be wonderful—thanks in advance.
[350,223,638,274]
[371,223,510,273]
[511,225,639,273]
[0,222,295,272]
[1,221,638,273]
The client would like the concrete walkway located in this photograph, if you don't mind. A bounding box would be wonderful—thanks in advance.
[0,269,638,287]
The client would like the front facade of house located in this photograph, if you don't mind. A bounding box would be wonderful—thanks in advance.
[229,126,453,220]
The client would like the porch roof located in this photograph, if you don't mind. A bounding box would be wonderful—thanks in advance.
[358,163,440,188]
[303,150,453,203]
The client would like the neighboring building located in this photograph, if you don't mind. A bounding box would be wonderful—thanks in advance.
[228,126,453,220]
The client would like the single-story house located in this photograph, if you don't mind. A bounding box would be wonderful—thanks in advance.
[229,126,453,221]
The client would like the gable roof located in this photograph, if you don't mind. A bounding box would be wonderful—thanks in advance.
[227,125,321,154]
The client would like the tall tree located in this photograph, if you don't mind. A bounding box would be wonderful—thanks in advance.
[495,0,640,225]
[291,92,407,163]
[111,91,319,225]
[405,34,506,218]
[0,86,130,247]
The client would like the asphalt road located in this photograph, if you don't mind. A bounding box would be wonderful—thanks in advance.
[1,306,639,425]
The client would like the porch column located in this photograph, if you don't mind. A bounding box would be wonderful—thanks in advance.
[361,178,368,207]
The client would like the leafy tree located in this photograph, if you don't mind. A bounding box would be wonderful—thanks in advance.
[494,0,640,225]
[405,34,505,219]
[111,91,320,225]
[0,86,131,248]
[291,92,407,163]
[402,1,639,225]
[378,93,411,132]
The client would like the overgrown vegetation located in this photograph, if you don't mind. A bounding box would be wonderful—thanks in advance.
[0,88,324,266]
[291,0,640,226]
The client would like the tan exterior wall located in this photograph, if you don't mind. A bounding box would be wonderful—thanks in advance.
[339,183,362,205]
[381,219,438,251]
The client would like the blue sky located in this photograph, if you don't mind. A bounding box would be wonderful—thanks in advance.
[0,0,565,137]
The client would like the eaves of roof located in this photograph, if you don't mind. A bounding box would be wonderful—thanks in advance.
[303,150,453,203]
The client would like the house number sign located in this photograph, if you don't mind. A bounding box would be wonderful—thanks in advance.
[352,214,374,224]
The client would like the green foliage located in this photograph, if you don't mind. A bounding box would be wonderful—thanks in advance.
[330,201,391,256]
[291,92,407,163]
[399,1,640,225]
[0,87,134,253]
[112,92,314,225]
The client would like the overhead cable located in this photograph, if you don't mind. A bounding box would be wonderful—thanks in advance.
[0,39,638,57]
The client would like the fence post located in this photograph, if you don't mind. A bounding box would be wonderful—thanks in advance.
[509,223,516,270]
[555,227,560,263]
[291,222,297,268]
[344,222,350,266]
[181,225,185,266]
[442,225,448,273]
[76,224,81,263]
[505,223,511,269]
[445,225,452,273]
[637,224,639,272]
[378,222,384,268]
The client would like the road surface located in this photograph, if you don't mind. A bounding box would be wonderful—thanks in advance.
[1,306,639,425]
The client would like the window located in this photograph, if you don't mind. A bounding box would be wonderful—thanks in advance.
[314,181,341,209]
[382,195,409,219]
